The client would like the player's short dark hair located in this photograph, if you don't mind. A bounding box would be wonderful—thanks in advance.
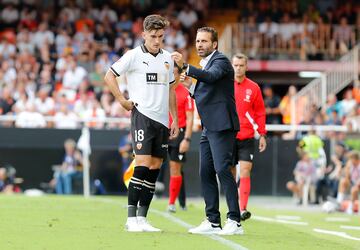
[143,14,169,32]
[197,27,218,43]
[232,53,248,64]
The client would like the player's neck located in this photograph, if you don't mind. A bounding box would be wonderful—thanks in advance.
[143,43,160,55]
[235,75,246,83]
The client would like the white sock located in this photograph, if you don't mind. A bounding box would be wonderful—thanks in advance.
[337,193,344,203]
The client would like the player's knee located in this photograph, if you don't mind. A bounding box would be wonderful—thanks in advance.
[170,164,181,176]
[287,181,295,191]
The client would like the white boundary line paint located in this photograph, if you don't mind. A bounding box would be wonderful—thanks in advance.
[151,209,248,250]
[95,198,248,250]
[340,225,360,231]
[313,228,360,241]
[275,215,301,221]
[325,217,350,222]
[252,216,308,226]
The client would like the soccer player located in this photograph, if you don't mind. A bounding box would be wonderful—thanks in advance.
[231,53,267,221]
[104,14,179,232]
[167,66,194,213]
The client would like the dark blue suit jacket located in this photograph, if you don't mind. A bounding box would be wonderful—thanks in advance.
[187,50,240,132]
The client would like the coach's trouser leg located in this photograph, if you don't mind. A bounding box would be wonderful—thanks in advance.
[207,130,240,222]
[200,130,220,224]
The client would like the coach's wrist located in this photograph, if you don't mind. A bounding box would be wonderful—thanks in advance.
[184,137,191,142]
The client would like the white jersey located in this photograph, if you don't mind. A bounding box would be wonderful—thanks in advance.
[110,44,175,127]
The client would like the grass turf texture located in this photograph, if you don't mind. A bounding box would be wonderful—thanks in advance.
[0,195,359,250]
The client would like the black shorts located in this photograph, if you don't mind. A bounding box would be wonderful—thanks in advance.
[168,128,186,162]
[131,107,169,159]
[232,138,255,165]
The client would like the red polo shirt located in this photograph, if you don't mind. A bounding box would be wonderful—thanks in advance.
[169,84,194,128]
[234,77,266,140]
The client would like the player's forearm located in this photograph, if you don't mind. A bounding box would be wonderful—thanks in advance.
[104,70,126,103]
[169,86,178,124]
[184,111,194,139]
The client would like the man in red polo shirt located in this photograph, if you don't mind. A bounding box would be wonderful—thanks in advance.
[231,53,267,221]
[167,67,194,212]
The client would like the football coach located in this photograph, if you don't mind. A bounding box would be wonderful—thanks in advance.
[171,27,242,235]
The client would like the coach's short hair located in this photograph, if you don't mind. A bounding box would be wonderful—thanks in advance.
[232,53,248,64]
[197,27,218,43]
[143,14,169,31]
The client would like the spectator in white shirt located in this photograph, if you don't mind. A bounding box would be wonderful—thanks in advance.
[74,92,89,118]
[62,57,87,100]
[32,22,55,50]
[0,37,16,60]
[177,4,198,30]
[83,97,105,129]
[1,4,19,27]
[15,102,46,128]
[34,87,55,115]
[54,103,78,129]
[99,4,117,24]
[340,89,357,118]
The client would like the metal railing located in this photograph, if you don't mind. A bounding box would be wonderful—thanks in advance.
[219,22,358,60]
[0,114,348,133]
[291,45,359,125]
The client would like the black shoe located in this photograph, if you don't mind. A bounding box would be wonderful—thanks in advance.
[240,210,251,221]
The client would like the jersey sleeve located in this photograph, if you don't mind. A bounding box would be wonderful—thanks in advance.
[110,50,133,77]
[169,60,175,84]
[185,95,195,112]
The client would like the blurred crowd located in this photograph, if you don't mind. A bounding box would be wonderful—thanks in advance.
[0,0,359,137]
[263,84,360,140]
[236,0,360,60]
[0,0,205,129]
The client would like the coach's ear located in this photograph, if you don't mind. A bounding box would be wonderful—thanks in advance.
[213,41,218,50]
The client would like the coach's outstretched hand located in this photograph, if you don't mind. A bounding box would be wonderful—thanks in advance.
[171,51,184,68]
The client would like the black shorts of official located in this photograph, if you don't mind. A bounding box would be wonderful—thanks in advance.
[131,107,169,159]
[232,138,255,165]
[168,127,186,163]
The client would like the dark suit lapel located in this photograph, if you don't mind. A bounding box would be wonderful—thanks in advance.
[204,50,219,70]
[195,50,219,92]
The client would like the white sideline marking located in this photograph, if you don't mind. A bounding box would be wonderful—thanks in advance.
[325,217,350,222]
[275,215,301,221]
[340,225,360,231]
[96,198,248,250]
[151,209,248,250]
[313,228,360,241]
[253,216,308,226]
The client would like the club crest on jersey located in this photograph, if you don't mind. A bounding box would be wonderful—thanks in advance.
[164,61,170,70]
[136,143,142,150]
[244,88,252,102]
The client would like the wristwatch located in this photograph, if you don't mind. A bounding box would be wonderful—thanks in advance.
[182,63,188,72]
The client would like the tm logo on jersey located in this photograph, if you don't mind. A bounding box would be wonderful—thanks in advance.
[146,73,158,82]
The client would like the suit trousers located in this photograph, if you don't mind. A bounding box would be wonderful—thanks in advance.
[199,127,240,223]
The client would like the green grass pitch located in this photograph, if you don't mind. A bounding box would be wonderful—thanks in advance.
[0,195,359,250]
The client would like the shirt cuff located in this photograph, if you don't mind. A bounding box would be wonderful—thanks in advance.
[188,84,195,95]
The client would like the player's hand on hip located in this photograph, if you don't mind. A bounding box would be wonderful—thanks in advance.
[171,51,184,68]
[259,136,267,152]
[169,123,179,140]
[179,139,190,153]
[120,99,134,111]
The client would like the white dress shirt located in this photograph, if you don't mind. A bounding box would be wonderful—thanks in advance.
[187,50,216,95]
